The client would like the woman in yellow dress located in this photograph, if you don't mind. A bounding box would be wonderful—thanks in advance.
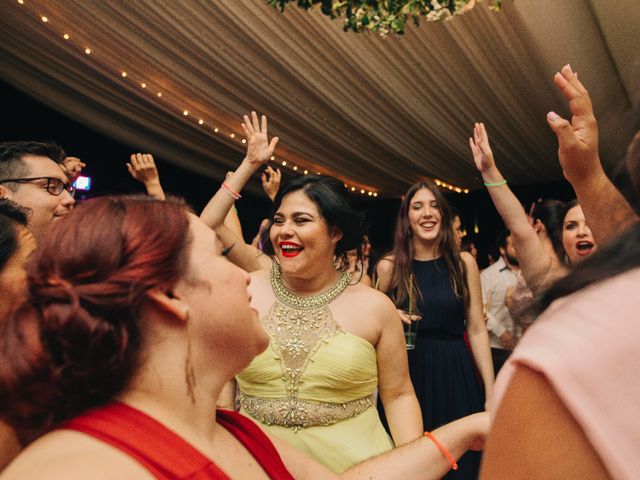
[201,112,423,473]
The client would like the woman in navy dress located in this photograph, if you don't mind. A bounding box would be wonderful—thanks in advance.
[376,181,494,479]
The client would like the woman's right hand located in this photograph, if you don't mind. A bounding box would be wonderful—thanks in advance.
[398,309,421,325]
[241,111,279,170]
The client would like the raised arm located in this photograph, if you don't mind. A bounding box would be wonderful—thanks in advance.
[469,124,553,294]
[546,64,638,244]
[126,153,166,200]
[200,112,278,272]
[261,165,282,202]
[200,111,278,229]
[61,156,86,183]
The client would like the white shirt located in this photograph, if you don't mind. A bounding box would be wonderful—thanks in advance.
[480,257,519,349]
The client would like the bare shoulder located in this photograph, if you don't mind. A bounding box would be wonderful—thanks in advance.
[344,282,397,316]
[460,251,479,271]
[2,430,152,480]
[375,255,395,273]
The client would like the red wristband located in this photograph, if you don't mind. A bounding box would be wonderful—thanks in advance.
[221,182,242,200]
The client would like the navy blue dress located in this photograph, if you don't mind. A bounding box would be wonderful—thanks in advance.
[378,257,484,479]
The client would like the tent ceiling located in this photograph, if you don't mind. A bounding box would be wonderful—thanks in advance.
[2,0,638,197]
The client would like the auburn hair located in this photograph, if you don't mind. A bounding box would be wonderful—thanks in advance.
[0,195,191,439]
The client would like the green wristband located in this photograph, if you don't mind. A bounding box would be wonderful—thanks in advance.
[484,179,507,187]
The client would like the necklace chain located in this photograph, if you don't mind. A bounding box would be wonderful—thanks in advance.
[270,263,351,310]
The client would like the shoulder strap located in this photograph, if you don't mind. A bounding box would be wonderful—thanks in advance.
[217,410,294,480]
[63,402,228,479]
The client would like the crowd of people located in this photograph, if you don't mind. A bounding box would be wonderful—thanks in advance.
[0,64,638,479]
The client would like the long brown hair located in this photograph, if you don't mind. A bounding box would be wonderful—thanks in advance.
[386,181,469,310]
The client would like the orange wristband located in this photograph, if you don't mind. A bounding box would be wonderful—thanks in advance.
[424,431,458,471]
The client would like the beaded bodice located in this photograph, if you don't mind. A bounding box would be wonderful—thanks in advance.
[237,264,378,431]
[266,264,351,398]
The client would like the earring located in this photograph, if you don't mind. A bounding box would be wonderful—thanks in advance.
[184,320,197,404]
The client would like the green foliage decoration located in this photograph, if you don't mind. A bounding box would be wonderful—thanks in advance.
[267,1,504,36]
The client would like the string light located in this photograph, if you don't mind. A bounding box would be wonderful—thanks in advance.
[433,178,468,194]
[17,0,24,4]
[25,6,386,199]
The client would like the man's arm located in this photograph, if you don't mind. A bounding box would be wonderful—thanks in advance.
[546,64,637,245]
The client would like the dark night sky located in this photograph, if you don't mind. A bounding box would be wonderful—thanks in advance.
[2,77,581,268]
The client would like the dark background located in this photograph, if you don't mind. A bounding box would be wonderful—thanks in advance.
[2,77,581,269]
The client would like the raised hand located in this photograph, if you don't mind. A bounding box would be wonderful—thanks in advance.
[127,153,165,200]
[61,156,86,182]
[260,165,281,201]
[241,111,279,169]
[127,154,161,184]
[546,64,599,184]
[468,122,497,173]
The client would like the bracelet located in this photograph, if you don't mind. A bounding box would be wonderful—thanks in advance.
[221,182,242,200]
[424,431,458,471]
[484,179,507,187]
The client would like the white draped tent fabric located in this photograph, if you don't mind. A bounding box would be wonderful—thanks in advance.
[1,0,638,196]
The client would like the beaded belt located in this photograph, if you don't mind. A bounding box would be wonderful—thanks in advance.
[239,393,375,431]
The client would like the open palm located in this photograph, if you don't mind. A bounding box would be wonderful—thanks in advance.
[468,122,496,173]
[241,111,279,168]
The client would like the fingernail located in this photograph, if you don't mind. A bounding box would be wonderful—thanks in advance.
[547,111,560,122]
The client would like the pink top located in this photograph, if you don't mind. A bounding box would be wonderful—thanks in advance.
[490,267,640,480]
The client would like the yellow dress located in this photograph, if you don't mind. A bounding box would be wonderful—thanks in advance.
[236,265,394,473]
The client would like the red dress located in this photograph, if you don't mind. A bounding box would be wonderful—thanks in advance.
[62,402,294,479]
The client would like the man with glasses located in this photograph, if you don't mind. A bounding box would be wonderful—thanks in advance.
[0,141,76,241]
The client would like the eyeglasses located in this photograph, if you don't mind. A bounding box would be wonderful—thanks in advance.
[0,177,76,197]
